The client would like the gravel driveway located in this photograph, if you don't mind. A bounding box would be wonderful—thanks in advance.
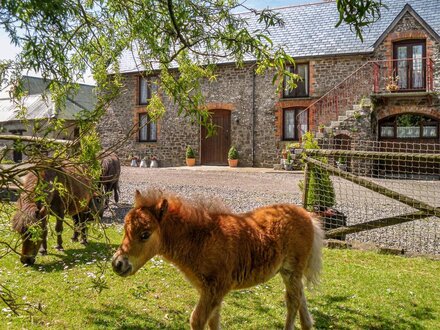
[107,166,439,256]
[110,166,304,218]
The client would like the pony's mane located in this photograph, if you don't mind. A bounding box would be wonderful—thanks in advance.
[12,172,39,232]
[135,189,231,218]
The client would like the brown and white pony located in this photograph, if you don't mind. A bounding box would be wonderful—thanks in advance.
[12,164,95,265]
[112,189,323,330]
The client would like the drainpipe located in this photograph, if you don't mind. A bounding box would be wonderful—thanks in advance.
[251,67,256,167]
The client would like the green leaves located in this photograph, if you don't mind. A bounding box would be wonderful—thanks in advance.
[335,0,385,41]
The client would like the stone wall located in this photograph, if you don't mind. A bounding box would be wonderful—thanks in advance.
[98,65,281,167]
[311,56,370,96]
[98,73,202,167]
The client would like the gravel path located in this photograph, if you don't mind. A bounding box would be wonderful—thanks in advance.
[106,166,304,220]
[105,166,439,256]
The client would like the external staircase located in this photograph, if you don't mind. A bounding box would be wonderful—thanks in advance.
[299,58,434,138]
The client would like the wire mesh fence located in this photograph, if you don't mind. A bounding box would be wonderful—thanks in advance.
[303,138,440,256]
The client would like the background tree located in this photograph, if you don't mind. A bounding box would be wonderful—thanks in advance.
[0,0,384,314]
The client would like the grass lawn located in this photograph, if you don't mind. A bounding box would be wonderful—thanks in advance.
[0,221,439,329]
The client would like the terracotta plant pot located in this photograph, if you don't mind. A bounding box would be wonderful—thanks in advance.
[186,158,196,166]
[228,159,238,167]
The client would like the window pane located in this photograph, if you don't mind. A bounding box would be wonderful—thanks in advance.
[284,110,295,139]
[297,64,308,96]
[397,47,408,89]
[283,64,308,97]
[149,121,157,141]
[150,77,158,96]
[298,109,308,139]
[397,126,420,138]
[284,66,294,96]
[381,126,394,138]
[139,78,148,104]
[423,126,437,138]
[139,113,148,141]
[412,45,423,88]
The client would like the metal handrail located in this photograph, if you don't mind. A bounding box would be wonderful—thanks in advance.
[295,57,435,138]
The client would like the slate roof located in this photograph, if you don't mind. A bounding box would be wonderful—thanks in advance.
[118,0,440,73]
[0,76,96,123]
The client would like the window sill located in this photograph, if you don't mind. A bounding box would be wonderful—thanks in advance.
[279,97,313,101]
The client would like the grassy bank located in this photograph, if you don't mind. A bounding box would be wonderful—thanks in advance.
[0,223,439,329]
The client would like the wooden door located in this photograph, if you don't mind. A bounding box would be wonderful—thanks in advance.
[201,110,231,165]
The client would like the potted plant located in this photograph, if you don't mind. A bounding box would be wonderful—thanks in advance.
[227,146,239,167]
[318,124,325,133]
[150,156,159,168]
[385,75,399,92]
[140,155,149,168]
[130,154,139,167]
[185,146,196,166]
[284,152,293,170]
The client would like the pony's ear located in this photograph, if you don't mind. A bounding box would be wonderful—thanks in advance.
[134,190,144,208]
[156,199,168,222]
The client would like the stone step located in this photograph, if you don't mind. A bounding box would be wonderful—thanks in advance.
[360,98,372,107]
[338,115,348,121]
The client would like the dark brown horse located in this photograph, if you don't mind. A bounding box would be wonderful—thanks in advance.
[12,164,95,265]
[99,152,120,205]
[71,153,121,244]
[112,189,323,330]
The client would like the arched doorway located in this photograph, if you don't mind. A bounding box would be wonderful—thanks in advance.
[201,110,231,165]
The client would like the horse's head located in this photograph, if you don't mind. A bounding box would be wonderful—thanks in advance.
[12,201,45,266]
[112,190,168,277]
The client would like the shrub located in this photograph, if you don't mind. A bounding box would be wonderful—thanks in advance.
[301,132,335,210]
[228,146,238,160]
[185,146,195,159]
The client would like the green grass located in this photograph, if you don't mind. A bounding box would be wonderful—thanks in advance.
[0,223,439,329]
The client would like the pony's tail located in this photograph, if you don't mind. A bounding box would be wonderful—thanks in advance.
[304,215,324,288]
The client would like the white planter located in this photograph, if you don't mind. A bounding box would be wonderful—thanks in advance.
[140,159,148,168]
[130,159,138,167]
[150,160,159,168]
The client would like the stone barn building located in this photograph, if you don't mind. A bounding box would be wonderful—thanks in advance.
[99,0,440,168]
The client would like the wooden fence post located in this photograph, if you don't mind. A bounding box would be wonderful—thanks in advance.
[302,162,311,209]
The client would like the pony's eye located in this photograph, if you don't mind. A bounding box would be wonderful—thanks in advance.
[140,232,151,241]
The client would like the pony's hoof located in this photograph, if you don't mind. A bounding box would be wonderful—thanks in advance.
[55,246,64,251]
[80,240,88,246]
[71,237,79,242]
[39,250,47,256]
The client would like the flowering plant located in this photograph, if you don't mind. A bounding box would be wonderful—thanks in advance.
[385,75,399,92]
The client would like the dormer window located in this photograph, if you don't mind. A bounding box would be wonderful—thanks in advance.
[283,63,309,98]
